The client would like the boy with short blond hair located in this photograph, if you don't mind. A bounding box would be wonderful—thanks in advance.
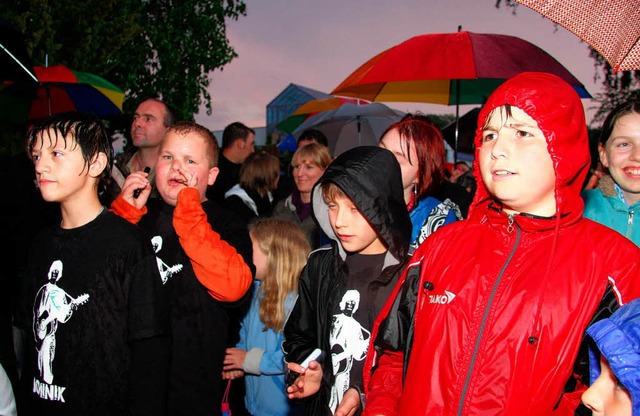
[283,146,411,416]
[111,121,253,416]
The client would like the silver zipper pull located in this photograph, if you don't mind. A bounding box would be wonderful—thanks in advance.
[507,214,515,234]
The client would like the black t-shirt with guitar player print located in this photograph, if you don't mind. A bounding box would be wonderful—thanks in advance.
[328,252,386,413]
[14,210,169,416]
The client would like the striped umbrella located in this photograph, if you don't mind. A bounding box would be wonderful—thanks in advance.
[0,64,124,123]
[331,30,591,161]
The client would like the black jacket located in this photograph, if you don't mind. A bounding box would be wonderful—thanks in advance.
[283,146,411,415]
[206,154,241,203]
[138,198,253,416]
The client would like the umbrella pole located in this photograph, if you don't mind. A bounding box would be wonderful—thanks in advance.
[454,79,460,164]
[454,25,462,164]
[45,84,52,116]
[0,41,38,82]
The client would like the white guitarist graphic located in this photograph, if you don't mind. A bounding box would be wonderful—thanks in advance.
[328,290,370,412]
[33,260,89,384]
[151,236,183,284]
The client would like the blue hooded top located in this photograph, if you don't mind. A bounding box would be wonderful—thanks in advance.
[587,298,640,415]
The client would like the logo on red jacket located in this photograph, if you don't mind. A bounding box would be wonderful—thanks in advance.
[429,290,456,304]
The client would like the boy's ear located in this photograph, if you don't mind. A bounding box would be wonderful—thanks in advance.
[207,166,220,186]
[597,143,609,168]
[89,152,108,178]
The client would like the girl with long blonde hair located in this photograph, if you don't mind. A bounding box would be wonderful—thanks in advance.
[223,218,310,415]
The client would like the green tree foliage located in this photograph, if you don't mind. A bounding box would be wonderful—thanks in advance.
[2,0,247,124]
[588,50,640,123]
[495,0,640,124]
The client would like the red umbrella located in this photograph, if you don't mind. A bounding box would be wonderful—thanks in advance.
[0,64,124,124]
[332,31,590,103]
[331,30,591,160]
[515,0,640,72]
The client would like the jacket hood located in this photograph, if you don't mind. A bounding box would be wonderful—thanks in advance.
[586,298,640,416]
[312,146,411,263]
[470,72,590,220]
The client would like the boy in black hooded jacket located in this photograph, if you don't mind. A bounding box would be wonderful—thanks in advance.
[283,146,411,416]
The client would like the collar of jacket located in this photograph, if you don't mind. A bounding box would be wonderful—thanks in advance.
[597,174,617,198]
[479,199,582,233]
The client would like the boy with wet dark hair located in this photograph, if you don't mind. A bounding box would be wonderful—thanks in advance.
[15,112,170,415]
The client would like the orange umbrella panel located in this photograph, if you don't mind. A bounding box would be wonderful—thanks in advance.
[334,79,506,105]
[292,97,363,115]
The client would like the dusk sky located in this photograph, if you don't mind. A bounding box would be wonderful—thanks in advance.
[194,0,602,132]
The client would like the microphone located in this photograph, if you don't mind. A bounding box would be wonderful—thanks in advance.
[133,166,151,199]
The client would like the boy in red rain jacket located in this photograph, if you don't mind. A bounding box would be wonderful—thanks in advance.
[363,72,640,416]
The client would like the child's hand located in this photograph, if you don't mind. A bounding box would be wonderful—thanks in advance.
[335,388,361,416]
[223,347,247,371]
[176,167,198,189]
[286,360,323,399]
[222,369,244,380]
[121,170,151,208]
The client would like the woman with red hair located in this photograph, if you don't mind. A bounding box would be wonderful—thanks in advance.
[379,113,463,252]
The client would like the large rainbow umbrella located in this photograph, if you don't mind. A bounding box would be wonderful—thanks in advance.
[331,31,591,160]
[0,64,124,123]
[332,31,591,104]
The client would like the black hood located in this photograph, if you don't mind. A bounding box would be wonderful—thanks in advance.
[312,146,411,264]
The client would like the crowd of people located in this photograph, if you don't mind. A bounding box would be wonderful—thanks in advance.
[2,71,640,416]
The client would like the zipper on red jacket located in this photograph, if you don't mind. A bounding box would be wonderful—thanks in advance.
[507,213,515,233]
[457,215,521,416]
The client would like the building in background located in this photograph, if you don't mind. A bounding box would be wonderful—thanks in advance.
[266,83,331,136]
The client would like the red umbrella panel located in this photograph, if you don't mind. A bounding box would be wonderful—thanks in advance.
[515,0,640,72]
[0,64,124,124]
